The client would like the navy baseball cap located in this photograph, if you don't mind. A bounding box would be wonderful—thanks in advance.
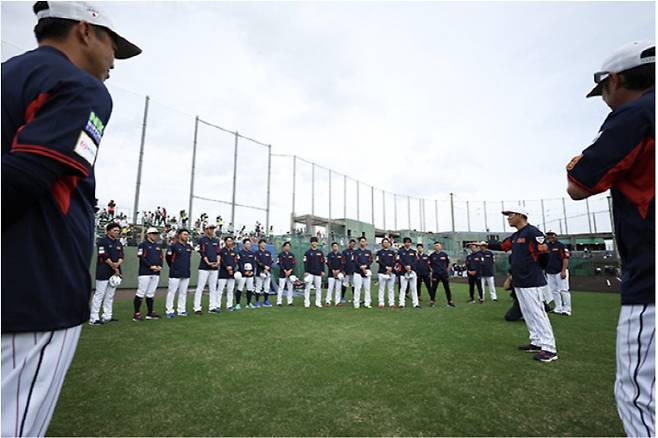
[35,1,142,59]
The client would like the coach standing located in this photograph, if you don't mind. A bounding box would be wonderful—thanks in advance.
[193,223,220,315]
[566,41,654,436]
[479,241,498,302]
[303,236,325,308]
[429,242,455,307]
[397,237,420,309]
[276,241,297,306]
[165,229,193,317]
[133,227,163,321]
[465,243,484,304]
[1,2,141,435]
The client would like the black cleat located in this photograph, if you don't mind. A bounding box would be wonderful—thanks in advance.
[518,343,542,353]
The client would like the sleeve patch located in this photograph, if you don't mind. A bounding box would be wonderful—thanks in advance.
[137,248,143,256]
[74,131,98,165]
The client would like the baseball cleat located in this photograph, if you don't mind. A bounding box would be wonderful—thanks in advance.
[468,300,475,304]
[365,305,372,309]
[414,305,421,309]
[194,310,202,315]
[166,312,175,319]
[277,303,282,307]
[447,302,456,307]
[208,308,221,314]
[235,304,241,311]
[288,303,294,306]
[178,311,188,317]
[247,303,256,309]
[103,317,118,323]
[89,319,104,326]
[534,350,558,363]
[399,305,405,309]
[378,304,385,309]
[336,303,343,307]
[227,307,234,312]
[145,313,160,320]
[132,313,143,321]
[263,301,272,308]
[478,299,484,304]
[518,344,542,353]
[254,302,261,308]
[325,303,332,307]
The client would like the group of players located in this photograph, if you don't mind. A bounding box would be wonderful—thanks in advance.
[89,219,571,325]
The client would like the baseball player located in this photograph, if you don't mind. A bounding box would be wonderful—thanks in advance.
[566,41,654,436]
[397,237,420,308]
[236,238,256,310]
[303,237,325,308]
[488,208,558,363]
[353,236,373,309]
[465,243,484,304]
[429,242,455,307]
[375,238,396,308]
[165,228,193,317]
[254,239,274,308]
[325,242,344,306]
[193,223,220,315]
[544,231,571,316]
[414,243,431,303]
[479,241,498,301]
[90,222,125,324]
[276,241,297,306]
[1,3,141,433]
[217,236,239,311]
[340,239,357,304]
[133,227,163,321]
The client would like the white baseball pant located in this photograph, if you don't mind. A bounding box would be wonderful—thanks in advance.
[303,275,323,307]
[326,277,342,305]
[237,276,255,292]
[378,273,396,306]
[480,276,497,301]
[514,286,557,353]
[166,277,190,314]
[90,279,117,322]
[217,278,236,309]
[546,271,570,315]
[255,275,272,295]
[277,277,294,305]
[194,269,218,311]
[615,303,655,438]
[136,275,159,298]
[399,272,419,307]
[2,324,82,437]
[352,274,371,308]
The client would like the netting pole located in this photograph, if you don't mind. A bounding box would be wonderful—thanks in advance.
[311,162,315,216]
[434,199,439,232]
[394,194,398,230]
[483,200,488,231]
[343,174,347,219]
[592,210,598,233]
[187,114,198,225]
[585,198,592,233]
[265,144,272,234]
[230,132,238,230]
[418,199,422,232]
[466,200,471,232]
[501,200,505,232]
[558,218,563,234]
[132,95,149,225]
[407,195,411,230]
[356,181,360,221]
[370,185,375,227]
[540,198,546,231]
[290,155,296,234]
[382,190,386,230]
[562,197,569,234]
[450,193,456,232]
[328,169,332,220]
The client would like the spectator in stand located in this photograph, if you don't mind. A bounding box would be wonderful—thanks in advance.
[107,200,116,219]
[217,215,224,233]
[180,210,189,227]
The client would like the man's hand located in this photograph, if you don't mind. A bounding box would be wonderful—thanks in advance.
[386,266,392,274]
[560,270,567,280]
[468,270,477,276]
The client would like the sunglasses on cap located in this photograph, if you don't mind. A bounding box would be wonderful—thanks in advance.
[594,71,610,84]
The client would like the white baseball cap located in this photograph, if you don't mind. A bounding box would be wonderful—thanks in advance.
[587,41,655,98]
[35,1,142,59]
[501,207,529,217]
[146,227,158,234]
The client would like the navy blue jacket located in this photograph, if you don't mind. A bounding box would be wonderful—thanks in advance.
[238,249,256,276]
[568,89,654,304]
[2,46,113,332]
[429,251,450,277]
[255,249,273,275]
[376,249,396,274]
[326,251,344,272]
[489,224,549,288]
[166,241,193,278]
[546,241,569,275]
[415,253,431,277]
[304,248,325,276]
[479,250,495,277]
[342,248,357,274]
[397,247,417,271]
[465,253,483,276]
[96,235,124,281]
[137,239,163,276]
[198,236,219,270]
[277,251,296,278]
[354,248,373,277]
[219,247,239,279]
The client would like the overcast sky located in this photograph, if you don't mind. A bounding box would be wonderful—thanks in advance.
[1,1,655,234]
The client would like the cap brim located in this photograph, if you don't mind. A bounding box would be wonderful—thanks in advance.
[113,33,142,60]
[586,82,603,98]
[501,210,514,215]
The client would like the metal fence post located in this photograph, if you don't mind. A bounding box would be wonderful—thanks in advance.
[435,199,439,232]
[450,193,455,232]
[328,169,332,221]
[501,200,505,232]
[407,195,411,230]
[483,200,488,231]
[132,95,149,225]
[585,198,592,233]
[394,194,398,230]
[187,114,198,225]
[562,197,569,234]
[466,200,471,232]
[265,144,272,233]
[356,180,360,221]
[311,162,315,216]
[343,174,347,219]
[371,185,375,226]
[382,190,386,230]
[540,198,546,231]
[418,198,423,232]
[608,195,619,262]
[290,155,297,234]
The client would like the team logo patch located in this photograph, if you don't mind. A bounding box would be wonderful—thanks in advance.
[74,131,98,165]
[137,248,143,255]
[566,154,583,171]
[535,236,545,244]
[84,112,105,145]
[516,238,526,243]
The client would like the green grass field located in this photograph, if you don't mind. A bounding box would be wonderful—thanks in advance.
[47,283,625,437]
